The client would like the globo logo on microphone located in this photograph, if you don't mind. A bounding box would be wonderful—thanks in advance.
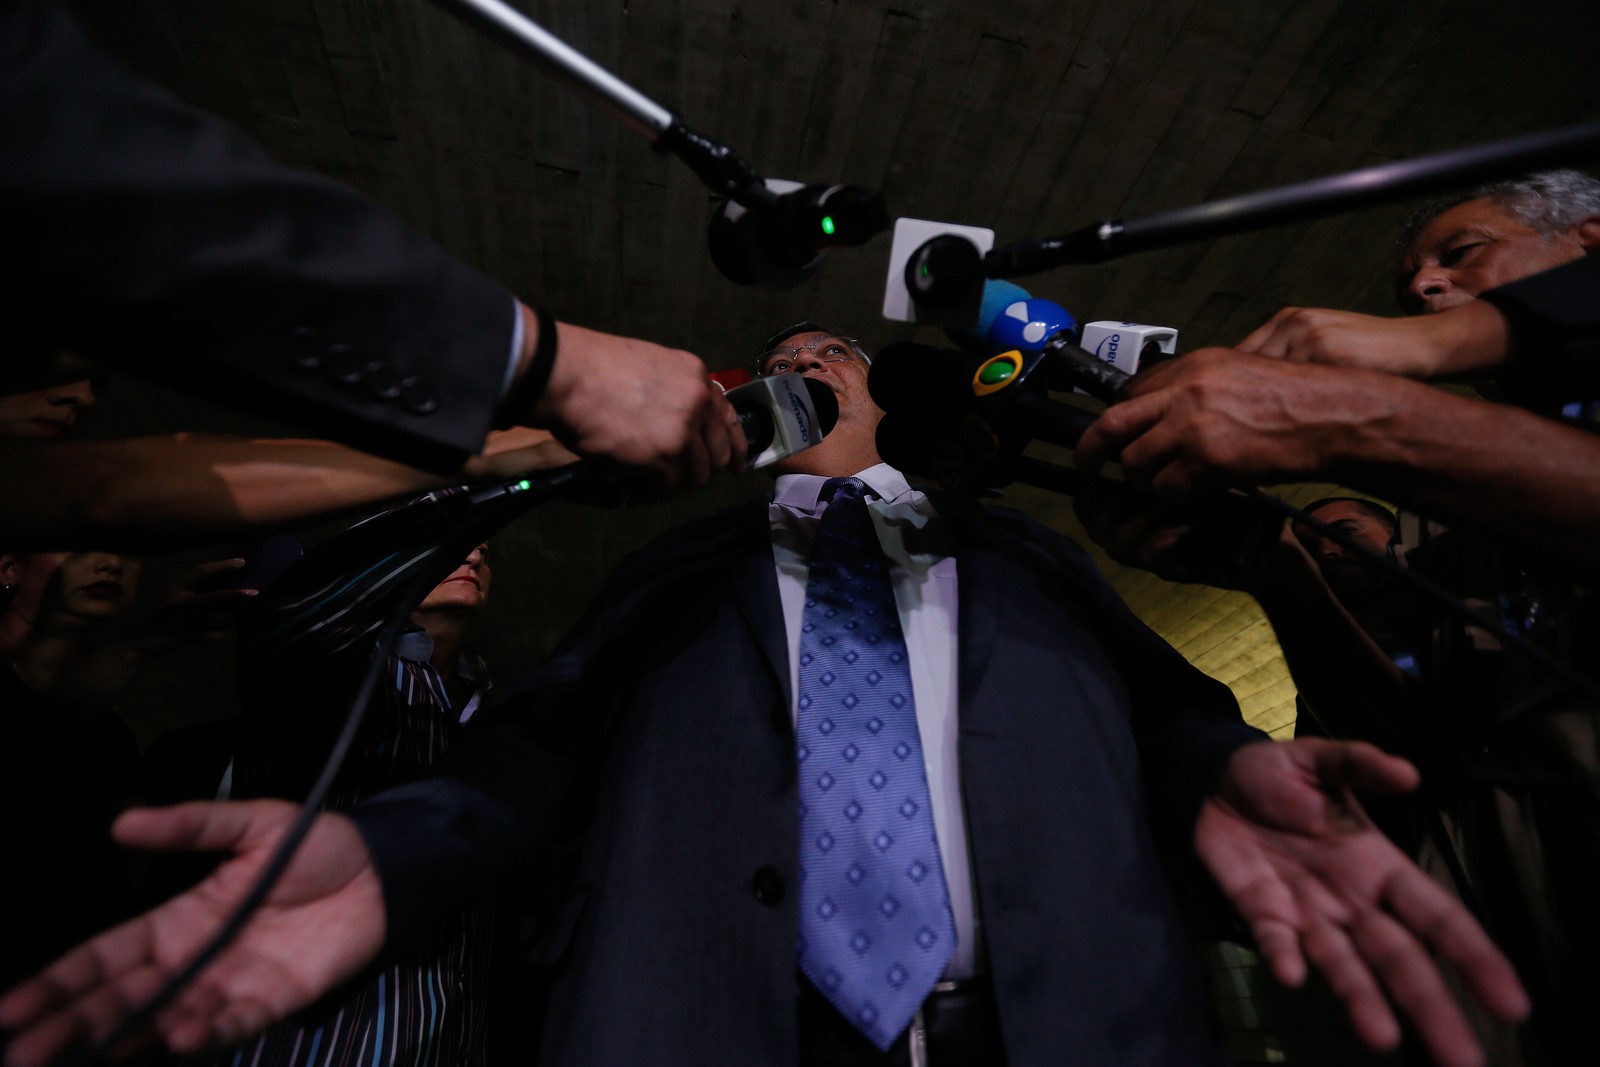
[988,298,1079,354]
[1093,332,1122,364]
[1079,321,1180,380]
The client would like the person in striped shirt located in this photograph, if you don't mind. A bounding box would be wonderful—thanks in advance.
[213,493,511,1067]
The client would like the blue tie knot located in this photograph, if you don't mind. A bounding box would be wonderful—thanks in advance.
[821,477,866,508]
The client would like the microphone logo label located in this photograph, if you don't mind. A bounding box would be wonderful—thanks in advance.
[1094,332,1122,365]
[789,389,813,442]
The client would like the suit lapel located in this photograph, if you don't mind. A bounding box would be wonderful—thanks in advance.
[939,496,1001,727]
[728,501,793,711]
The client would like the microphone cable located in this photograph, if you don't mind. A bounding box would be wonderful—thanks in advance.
[1240,486,1600,705]
[83,465,596,1064]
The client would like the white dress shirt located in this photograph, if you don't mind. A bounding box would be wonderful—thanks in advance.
[769,462,979,979]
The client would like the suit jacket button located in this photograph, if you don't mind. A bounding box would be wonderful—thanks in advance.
[400,377,440,415]
[751,865,785,906]
[324,345,363,386]
[287,327,321,370]
[364,361,401,401]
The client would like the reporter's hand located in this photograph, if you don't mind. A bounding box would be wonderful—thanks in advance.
[524,318,745,491]
[1199,739,1529,1067]
[0,802,385,1067]
[137,558,257,653]
[1075,348,1405,496]
[1073,479,1282,592]
[1238,303,1509,380]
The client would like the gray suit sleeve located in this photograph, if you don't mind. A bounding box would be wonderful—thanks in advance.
[2,0,517,471]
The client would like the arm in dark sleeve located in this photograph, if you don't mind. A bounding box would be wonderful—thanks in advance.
[1482,253,1600,404]
[1,0,516,472]
[349,506,764,945]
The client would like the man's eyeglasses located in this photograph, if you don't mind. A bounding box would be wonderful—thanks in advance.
[755,337,864,377]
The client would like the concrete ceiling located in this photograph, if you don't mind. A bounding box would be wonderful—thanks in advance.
[63,0,1600,741]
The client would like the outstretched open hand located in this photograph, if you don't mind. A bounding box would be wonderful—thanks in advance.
[0,801,385,1067]
[1198,739,1528,1067]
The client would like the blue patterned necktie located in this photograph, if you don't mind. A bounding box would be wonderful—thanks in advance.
[795,478,955,1050]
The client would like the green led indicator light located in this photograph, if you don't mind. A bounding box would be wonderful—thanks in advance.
[820,215,836,236]
[517,479,532,491]
[979,361,1016,385]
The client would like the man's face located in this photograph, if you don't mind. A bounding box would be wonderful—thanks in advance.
[0,379,95,439]
[415,543,491,616]
[1397,197,1591,315]
[759,333,876,413]
[765,331,886,476]
[1293,502,1392,601]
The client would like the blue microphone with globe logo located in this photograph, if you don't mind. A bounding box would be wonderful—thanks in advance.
[985,295,1080,353]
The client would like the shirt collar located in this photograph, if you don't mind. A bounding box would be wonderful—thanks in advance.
[394,628,435,663]
[394,628,493,693]
[772,463,913,514]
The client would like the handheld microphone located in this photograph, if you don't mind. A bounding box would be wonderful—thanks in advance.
[709,178,889,290]
[869,342,1095,450]
[882,219,995,326]
[723,373,839,468]
[867,342,975,416]
[943,279,1032,352]
[984,294,1081,353]
[965,283,1174,400]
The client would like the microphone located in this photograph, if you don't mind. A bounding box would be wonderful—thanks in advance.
[723,374,839,468]
[867,342,975,416]
[460,375,836,513]
[709,179,889,290]
[869,341,1096,450]
[965,283,1155,400]
[942,279,1031,352]
[882,220,995,326]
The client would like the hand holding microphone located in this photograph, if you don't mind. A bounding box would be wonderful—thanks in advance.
[712,370,840,469]
[1073,346,1393,496]
[511,316,745,492]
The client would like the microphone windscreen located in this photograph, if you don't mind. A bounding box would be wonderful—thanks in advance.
[987,297,1079,353]
[868,342,975,414]
[802,376,840,435]
[874,410,951,480]
[945,279,1033,351]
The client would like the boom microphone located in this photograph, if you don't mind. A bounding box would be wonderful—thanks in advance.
[709,179,889,290]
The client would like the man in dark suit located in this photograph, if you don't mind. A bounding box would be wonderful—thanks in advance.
[1,325,1528,1067]
[3,0,739,487]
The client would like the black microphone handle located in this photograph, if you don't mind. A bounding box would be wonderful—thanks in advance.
[984,120,1600,272]
[1010,455,1083,496]
[1041,334,1132,401]
[1011,391,1098,449]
